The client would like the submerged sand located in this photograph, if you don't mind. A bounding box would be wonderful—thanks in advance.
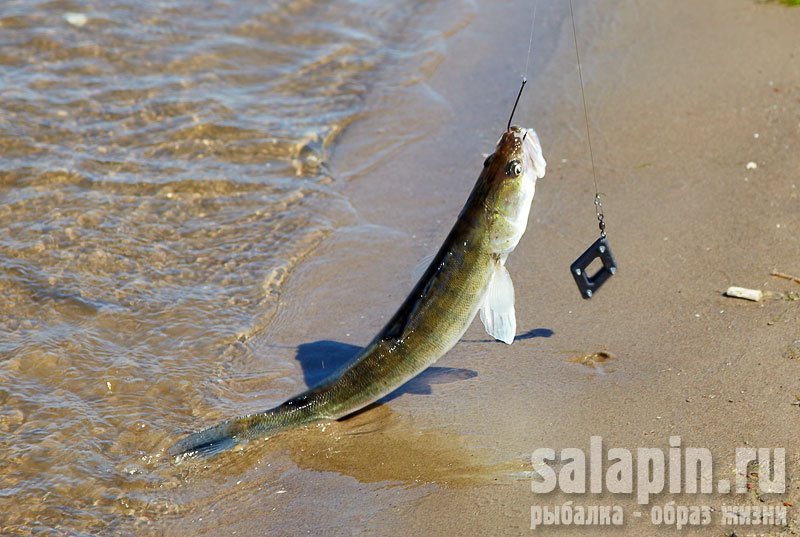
[163,0,799,535]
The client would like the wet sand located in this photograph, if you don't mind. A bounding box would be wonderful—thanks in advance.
[229,0,800,535]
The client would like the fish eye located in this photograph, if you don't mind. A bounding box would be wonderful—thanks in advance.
[506,159,522,177]
[483,154,494,167]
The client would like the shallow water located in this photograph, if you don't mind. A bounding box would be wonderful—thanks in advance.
[0,0,474,534]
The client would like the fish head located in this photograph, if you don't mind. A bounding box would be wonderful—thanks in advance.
[482,125,546,255]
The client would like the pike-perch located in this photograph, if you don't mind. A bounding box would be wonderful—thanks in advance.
[169,125,546,458]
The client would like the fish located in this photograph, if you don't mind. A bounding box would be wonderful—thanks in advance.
[168,124,546,458]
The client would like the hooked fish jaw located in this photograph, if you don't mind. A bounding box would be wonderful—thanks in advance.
[488,127,546,255]
[521,128,546,179]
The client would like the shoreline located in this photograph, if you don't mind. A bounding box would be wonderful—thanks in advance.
[184,0,800,534]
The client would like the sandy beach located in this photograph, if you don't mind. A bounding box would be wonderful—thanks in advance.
[237,0,800,534]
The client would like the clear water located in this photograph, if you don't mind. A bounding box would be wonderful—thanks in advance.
[0,0,474,534]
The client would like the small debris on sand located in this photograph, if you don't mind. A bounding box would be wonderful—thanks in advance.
[569,351,616,369]
[64,13,88,27]
[725,286,763,302]
[771,270,800,284]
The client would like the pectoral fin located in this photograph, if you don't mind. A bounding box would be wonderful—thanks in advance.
[412,252,437,283]
[479,263,516,344]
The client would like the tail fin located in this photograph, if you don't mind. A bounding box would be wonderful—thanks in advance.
[168,398,319,459]
[167,419,242,459]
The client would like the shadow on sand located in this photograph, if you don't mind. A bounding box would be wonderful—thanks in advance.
[293,327,553,404]
[294,340,478,405]
[464,326,554,343]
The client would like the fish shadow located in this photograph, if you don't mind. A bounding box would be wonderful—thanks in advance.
[294,340,478,405]
[515,327,554,340]
[466,327,554,343]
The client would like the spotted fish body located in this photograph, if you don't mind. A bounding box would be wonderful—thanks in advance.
[168,126,546,458]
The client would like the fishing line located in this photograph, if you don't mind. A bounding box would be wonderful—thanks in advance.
[522,0,538,80]
[569,0,600,222]
[508,0,538,131]
[567,0,618,299]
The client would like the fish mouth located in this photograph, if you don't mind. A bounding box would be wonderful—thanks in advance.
[496,126,547,180]
[519,127,546,179]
